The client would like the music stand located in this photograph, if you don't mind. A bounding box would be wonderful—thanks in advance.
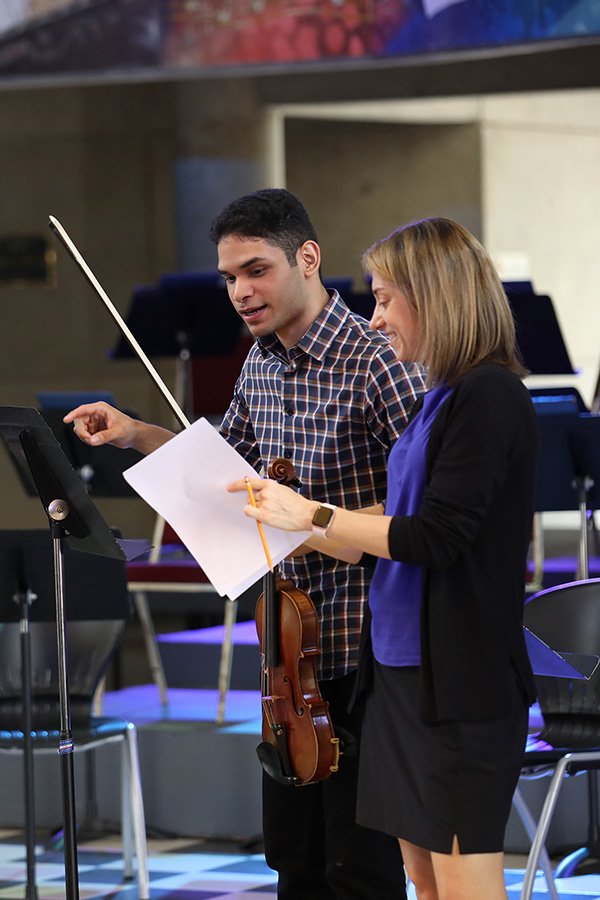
[111,277,242,420]
[533,404,600,581]
[571,415,600,574]
[0,530,130,899]
[0,406,147,900]
[36,392,144,499]
[504,282,575,376]
[36,408,143,498]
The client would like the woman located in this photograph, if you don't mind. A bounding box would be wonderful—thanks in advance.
[229,217,538,900]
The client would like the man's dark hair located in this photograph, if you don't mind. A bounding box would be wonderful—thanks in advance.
[209,188,318,266]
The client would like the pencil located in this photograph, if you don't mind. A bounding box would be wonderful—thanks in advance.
[245,476,273,570]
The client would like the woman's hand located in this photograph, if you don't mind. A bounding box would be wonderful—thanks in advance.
[227,477,317,532]
[227,481,389,564]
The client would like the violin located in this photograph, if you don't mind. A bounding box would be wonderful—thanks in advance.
[255,458,340,786]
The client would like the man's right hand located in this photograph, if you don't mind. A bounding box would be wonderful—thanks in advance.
[63,402,175,455]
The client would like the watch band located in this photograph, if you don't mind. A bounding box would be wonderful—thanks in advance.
[311,502,337,537]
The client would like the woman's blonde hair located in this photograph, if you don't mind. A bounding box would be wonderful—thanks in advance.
[362,217,527,387]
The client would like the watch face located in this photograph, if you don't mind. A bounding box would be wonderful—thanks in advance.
[313,505,334,528]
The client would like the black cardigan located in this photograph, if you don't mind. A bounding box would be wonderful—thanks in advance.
[362,363,538,722]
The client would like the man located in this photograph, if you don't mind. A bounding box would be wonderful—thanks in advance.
[64,188,425,899]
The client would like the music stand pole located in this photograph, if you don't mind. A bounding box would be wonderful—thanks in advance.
[574,476,594,581]
[47,507,79,900]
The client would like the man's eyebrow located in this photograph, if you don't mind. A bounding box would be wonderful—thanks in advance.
[217,256,266,275]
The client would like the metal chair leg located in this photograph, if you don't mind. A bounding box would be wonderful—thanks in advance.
[133,590,169,706]
[126,724,150,900]
[520,757,569,900]
[121,738,134,881]
[512,784,560,900]
[216,598,238,724]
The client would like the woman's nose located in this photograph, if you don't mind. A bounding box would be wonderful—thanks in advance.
[370,309,385,331]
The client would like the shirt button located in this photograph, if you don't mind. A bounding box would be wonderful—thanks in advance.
[286,408,294,416]
[283,449,292,459]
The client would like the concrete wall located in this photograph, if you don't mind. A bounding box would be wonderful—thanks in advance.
[481,89,600,406]
[170,79,267,270]
[285,117,481,287]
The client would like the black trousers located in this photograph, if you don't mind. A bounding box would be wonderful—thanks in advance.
[262,670,407,900]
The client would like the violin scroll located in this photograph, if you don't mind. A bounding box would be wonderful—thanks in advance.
[267,458,302,488]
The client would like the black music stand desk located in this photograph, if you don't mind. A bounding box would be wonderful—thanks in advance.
[533,404,600,581]
[0,406,147,900]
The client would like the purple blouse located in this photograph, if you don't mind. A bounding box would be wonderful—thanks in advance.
[369,384,453,666]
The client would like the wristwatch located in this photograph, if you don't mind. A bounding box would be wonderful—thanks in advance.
[311,503,337,536]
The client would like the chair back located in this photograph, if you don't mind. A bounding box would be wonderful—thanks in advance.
[0,620,124,729]
[524,579,600,747]
[0,529,130,730]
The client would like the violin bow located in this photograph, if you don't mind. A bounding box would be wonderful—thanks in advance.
[47,215,239,723]
[48,215,190,431]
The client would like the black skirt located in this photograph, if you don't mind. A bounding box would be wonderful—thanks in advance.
[356,662,529,854]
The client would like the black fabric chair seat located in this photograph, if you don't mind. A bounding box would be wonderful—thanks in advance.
[515,579,600,900]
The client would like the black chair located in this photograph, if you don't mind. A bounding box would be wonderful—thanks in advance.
[515,579,600,900]
[0,532,149,899]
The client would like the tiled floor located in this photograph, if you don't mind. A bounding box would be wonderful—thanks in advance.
[0,831,277,899]
[2,831,600,899]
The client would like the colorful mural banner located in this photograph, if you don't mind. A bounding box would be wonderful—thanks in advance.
[162,0,600,66]
[0,0,598,78]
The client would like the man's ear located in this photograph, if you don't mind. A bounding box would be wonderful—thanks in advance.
[298,240,321,276]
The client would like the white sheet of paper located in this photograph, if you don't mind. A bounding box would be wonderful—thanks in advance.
[122,418,310,599]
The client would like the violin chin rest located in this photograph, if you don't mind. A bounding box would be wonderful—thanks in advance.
[256,741,302,786]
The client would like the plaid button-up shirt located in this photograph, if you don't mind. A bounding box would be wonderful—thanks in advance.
[220,291,425,680]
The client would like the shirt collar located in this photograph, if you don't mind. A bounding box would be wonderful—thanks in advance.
[257,290,349,362]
